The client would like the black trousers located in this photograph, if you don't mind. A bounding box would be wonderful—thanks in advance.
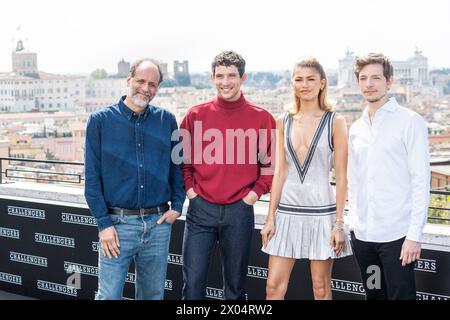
[350,232,416,300]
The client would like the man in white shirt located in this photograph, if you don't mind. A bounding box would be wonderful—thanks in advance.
[348,53,430,300]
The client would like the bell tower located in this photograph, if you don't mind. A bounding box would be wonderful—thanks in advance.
[12,40,39,78]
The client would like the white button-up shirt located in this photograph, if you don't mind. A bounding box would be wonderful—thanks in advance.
[348,97,430,243]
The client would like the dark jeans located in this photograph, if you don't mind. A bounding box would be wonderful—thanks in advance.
[182,195,254,300]
[350,232,416,300]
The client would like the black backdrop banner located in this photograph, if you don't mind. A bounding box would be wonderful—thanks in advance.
[0,198,449,300]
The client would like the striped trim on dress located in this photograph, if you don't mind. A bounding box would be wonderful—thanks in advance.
[277,202,336,216]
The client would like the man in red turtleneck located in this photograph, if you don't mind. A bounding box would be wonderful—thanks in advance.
[180,51,275,300]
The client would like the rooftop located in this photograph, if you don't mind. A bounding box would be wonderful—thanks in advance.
[431,165,450,176]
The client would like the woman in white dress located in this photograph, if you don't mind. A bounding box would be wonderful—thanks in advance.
[260,57,352,300]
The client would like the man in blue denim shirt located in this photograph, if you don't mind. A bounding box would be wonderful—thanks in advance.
[84,59,185,300]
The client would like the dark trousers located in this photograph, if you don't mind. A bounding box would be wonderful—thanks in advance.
[182,195,254,300]
[350,232,416,300]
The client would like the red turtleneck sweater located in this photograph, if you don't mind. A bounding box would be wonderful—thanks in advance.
[180,93,276,204]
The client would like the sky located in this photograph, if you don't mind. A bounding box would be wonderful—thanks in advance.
[0,0,449,74]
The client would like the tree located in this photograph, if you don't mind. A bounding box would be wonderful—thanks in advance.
[159,79,178,88]
[45,149,57,160]
[90,69,108,79]
[428,193,450,225]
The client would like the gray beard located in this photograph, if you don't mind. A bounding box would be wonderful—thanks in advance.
[130,95,150,108]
